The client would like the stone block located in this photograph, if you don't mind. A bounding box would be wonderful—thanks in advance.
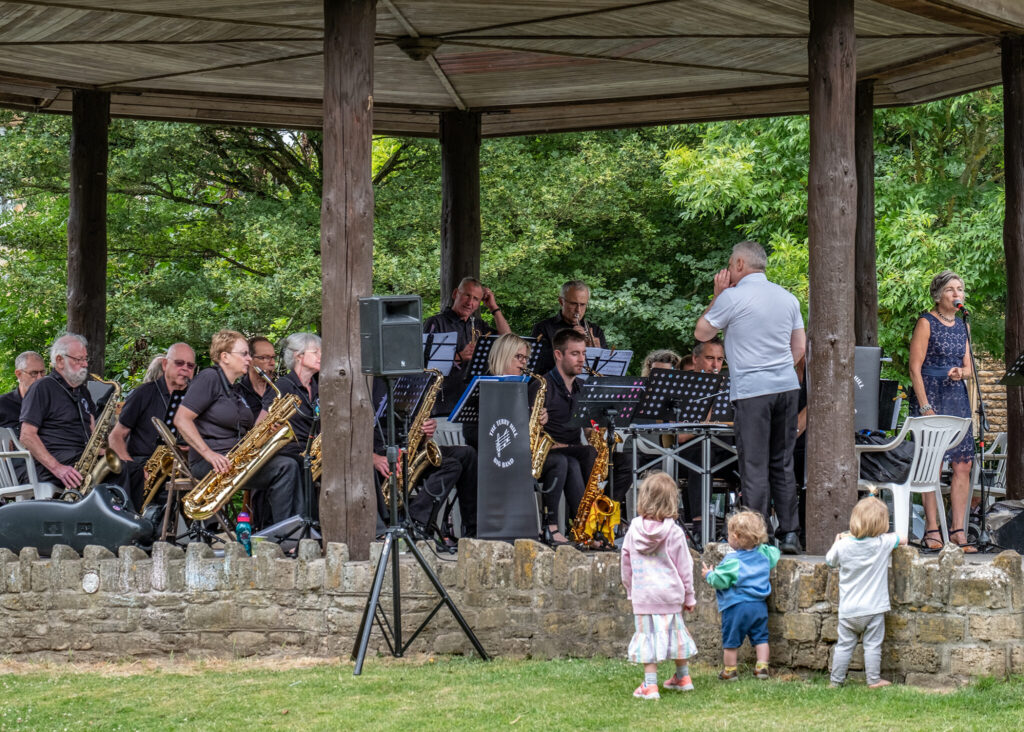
[883,612,913,642]
[991,551,1024,608]
[589,552,621,597]
[222,543,255,590]
[949,645,1008,677]
[968,613,1024,641]
[1011,643,1024,673]
[948,566,1009,609]
[256,553,296,591]
[568,566,590,595]
[324,542,349,591]
[890,544,915,605]
[769,558,798,612]
[512,539,549,590]
[551,545,586,591]
[783,613,819,642]
[821,614,838,642]
[50,544,79,560]
[885,642,941,673]
[903,672,963,689]
[0,548,17,564]
[30,560,53,592]
[297,557,325,591]
[297,539,320,561]
[797,563,830,609]
[915,614,965,643]
[56,558,83,591]
[81,545,115,562]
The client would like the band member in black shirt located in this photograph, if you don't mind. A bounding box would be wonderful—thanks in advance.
[238,335,276,422]
[531,280,608,349]
[0,350,45,431]
[175,330,300,528]
[258,332,320,460]
[18,335,96,488]
[528,329,596,525]
[423,277,511,414]
[109,342,196,464]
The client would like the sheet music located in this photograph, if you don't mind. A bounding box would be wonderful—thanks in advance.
[422,332,458,376]
[581,347,632,377]
[449,375,529,423]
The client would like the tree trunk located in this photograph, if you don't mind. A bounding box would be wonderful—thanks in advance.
[854,79,878,348]
[805,0,858,554]
[439,110,482,306]
[319,0,377,559]
[1003,35,1024,500]
[67,90,109,375]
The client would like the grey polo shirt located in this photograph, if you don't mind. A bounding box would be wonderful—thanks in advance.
[704,272,803,401]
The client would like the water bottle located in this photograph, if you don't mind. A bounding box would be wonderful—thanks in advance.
[235,511,252,556]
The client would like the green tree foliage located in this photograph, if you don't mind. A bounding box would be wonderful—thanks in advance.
[0,89,1010,392]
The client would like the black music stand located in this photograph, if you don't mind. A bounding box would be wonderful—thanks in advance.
[999,352,1024,386]
[449,375,529,424]
[634,370,724,424]
[423,332,458,377]
[961,309,998,552]
[583,348,633,377]
[529,336,554,376]
[467,335,500,378]
[571,377,645,547]
[352,375,488,675]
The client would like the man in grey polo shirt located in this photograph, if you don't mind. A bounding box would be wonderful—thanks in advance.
[695,240,806,554]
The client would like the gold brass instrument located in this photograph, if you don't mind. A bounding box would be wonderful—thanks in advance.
[308,433,322,482]
[392,369,443,506]
[575,313,596,349]
[524,369,556,480]
[73,374,123,495]
[569,420,622,546]
[139,445,174,513]
[182,367,299,521]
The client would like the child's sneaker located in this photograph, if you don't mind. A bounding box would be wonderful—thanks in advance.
[718,668,739,682]
[664,675,694,691]
[754,665,770,680]
[633,682,661,700]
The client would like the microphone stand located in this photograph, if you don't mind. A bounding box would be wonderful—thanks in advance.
[960,306,999,552]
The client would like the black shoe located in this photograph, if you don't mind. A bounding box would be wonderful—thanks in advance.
[542,525,570,547]
[779,531,802,555]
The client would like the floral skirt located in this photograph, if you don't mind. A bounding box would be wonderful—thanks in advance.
[627,613,698,664]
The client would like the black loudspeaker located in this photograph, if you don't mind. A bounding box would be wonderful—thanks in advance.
[878,379,900,431]
[359,295,423,375]
[991,511,1024,554]
[853,346,882,432]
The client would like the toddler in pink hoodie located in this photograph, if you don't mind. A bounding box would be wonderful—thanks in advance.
[621,472,697,700]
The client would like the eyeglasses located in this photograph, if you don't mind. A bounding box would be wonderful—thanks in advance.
[171,359,196,370]
[23,370,45,378]
[230,350,251,358]
[252,354,276,362]
[64,355,89,365]
[513,353,530,363]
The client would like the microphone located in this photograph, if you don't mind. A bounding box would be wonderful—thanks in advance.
[954,300,970,316]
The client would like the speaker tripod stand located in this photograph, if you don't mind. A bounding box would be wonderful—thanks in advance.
[351,375,488,675]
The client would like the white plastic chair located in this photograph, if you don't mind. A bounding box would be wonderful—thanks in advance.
[856,416,971,544]
[432,417,466,447]
[0,426,56,501]
[968,431,1007,514]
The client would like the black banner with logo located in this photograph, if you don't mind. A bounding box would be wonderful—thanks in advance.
[476,381,535,540]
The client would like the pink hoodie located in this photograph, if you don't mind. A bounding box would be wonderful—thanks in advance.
[620,517,696,615]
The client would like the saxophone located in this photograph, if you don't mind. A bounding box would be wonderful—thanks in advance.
[308,433,322,482]
[524,370,555,480]
[182,368,299,521]
[569,420,621,546]
[139,445,174,512]
[73,374,123,495]
[395,369,443,503]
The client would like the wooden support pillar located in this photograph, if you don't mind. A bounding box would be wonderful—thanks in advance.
[854,79,878,348]
[1003,35,1024,500]
[319,0,377,559]
[439,110,482,305]
[805,0,858,553]
[67,89,110,375]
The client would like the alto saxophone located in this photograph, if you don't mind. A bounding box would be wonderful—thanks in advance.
[139,445,174,512]
[182,368,299,521]
[394,369,443,505]
[524,369,555,480]
[73,374,123,495]
[569,420,621,546]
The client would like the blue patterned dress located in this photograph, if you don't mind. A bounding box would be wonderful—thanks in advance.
[909,312,973,464]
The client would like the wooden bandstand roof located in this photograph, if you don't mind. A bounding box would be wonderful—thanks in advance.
[0,0,1022,137]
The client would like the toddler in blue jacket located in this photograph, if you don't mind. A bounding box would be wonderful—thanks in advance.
[702,509,780,681]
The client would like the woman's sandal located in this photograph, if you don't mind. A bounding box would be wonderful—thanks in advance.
[948,528,978,554]
[920,529,944,552]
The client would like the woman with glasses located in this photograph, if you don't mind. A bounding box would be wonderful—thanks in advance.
[487,333,576,546]
[175,329,300,528]
[238,336,278,421]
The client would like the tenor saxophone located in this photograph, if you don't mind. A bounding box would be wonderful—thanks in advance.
[569,420,621,545]
[139,445,174,512]
[524,369,555,480]
[182,368,299,521]
[73,374,123,495]
[394,369,443,504]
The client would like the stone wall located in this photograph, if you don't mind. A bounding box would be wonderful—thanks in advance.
[975,355,1007,435]
[2,539,1022,684]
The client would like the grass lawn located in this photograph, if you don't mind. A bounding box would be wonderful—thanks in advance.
[1,656,1022,731]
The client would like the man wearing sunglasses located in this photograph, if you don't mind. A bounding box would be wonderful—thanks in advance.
[109,342,196,465]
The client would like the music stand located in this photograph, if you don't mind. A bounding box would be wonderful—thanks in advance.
[467,335,500,378]
[529,336,554,376]
[571,377,645,546]
[708,373,733,423]
[999,352,1024,386]
[580,348,633,379]
[422,332,458,377]
[264,408,322,550]
[962,309,998,552]
[449,375,530,424]
[633,370,724,424]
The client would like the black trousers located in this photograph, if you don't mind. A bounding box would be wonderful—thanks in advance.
[407,444,477,537]
[38,452,144,511]
[538,449,588,530]
[550,444,596,520]
[732,389,800,537]
[191,453,300,529]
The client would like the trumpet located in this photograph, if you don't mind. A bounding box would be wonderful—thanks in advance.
[575,313,596,348]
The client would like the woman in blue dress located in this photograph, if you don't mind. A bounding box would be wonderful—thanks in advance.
[908,270,975,552]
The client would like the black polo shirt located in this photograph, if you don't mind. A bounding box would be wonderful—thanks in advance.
[262,370,319,457]
[423,306,495,415]
[531,312,607,349]
[181,366,254,466]
[117,377,185,462]
[237,373,268,422]
[19,372,95,464]
[528,368,583,446]
[0,388,22,431]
